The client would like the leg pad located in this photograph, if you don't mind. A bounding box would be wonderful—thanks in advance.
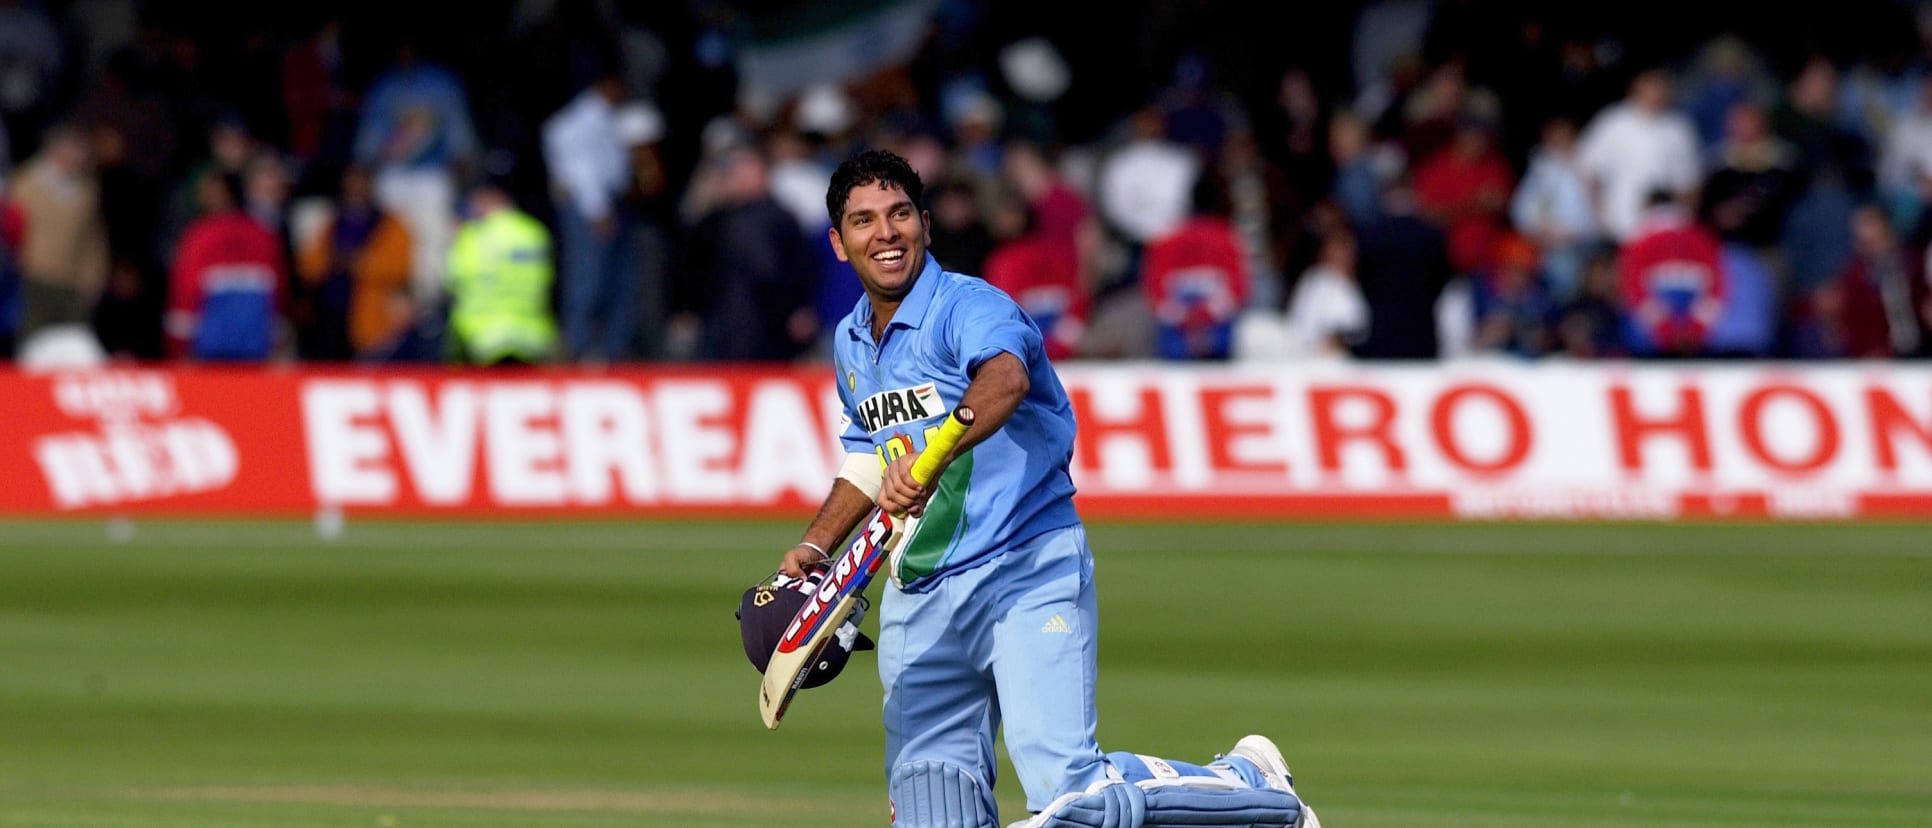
[1017,778,1302,828]
[890,760,999,828]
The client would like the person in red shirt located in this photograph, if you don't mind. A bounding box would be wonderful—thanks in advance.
[1796,203,1920,358]
[1000,138,1098,287]
[166,168,287,360]
[1141,174,1248,360]
[1618,190,1726,356]
[1412,115,1516,276]
[982,190,1088,361]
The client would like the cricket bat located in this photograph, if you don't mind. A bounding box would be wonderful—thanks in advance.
[758,405,976,730]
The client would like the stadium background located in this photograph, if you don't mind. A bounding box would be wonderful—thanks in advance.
[1,2,1929,827]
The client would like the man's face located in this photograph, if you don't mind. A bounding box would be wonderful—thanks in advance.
[830,181,928,302]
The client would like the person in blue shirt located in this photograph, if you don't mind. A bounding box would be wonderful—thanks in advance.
[775,150,1318,828]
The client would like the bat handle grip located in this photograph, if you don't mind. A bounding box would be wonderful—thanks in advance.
[908,406,976,487]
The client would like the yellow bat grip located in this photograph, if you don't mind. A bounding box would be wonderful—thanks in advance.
[908,406,976,487]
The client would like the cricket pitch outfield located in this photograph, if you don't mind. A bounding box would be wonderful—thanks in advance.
[0,518,1926,827]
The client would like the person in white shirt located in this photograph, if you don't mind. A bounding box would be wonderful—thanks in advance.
[1282,228,1368,359]
[1878,76,1932,224]
[542,72,638,362]
[1575,67,1702,243]
[1511,115,1600,302]
[1096,104,1200,247]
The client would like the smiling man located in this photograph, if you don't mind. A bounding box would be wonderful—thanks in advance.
[769,149,1318,828]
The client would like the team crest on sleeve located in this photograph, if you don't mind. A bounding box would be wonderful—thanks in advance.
[855,382,948,434]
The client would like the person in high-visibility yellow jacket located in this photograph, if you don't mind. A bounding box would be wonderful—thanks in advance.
[443,183,559,365]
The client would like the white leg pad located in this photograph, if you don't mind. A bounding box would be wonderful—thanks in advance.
[1010,777,1301,828]
[890,760,999,828]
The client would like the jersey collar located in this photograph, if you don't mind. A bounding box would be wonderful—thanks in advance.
[849,252,944,342]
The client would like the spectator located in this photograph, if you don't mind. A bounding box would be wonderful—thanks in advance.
[1698,100,1800,258]
[1541,31,1625,134]
[542,71,639,362]
[1157,50,1248,164]
[86,120,165,360]
[1217,125,1294,311]
[1000,138,1096,286]
[8,124,107,342]
[1678,35,1777,154]
[243,151,296,265]
[764,124,850,358]
[1468,233,1557,358]
[1818,203,1922,357]
[793,81,862,170]
[354,41,481,304]
[1553,249,1626,359]
[166,169,286,361]
[1396,58,1484,164]
[295,164,414,360]
[358,287,436,364]
[1255,65,1331,214]
[925,175,995,277]
[280,15,357,180]
[941,80,1005,180]
[70,45,179,186]
[1706,243,1779,358]
[1140,174,1248,360]
[158,114,257,268]
[677,144,818,362]
[983,189,1086,362]
[1412,114,1515,276]
[1279,226,1367,359]
[1773,53,1875,191]
[1618,190,1726,358]
[1327,108,1388,230]
[1877,75,1932,227]
[996,35,1071,144]
[1352,171,1454,359]
[0,0,65,154]
[1576,66,1703,243]
[1773,53,1871,292]
[1789,278,1855,359]
[1510,114,1598,302]
[1002,137,1118,355]
[1096,103,1199,257]
[443,180,558,366]
[1436,271,1474,360]
[614,99,676,361]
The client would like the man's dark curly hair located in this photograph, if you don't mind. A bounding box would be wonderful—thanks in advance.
[826,149,925,228]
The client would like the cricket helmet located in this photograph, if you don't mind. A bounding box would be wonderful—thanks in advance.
[736,566,875,689]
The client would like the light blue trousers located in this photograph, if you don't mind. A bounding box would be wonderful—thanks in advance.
[880,524,1104,814]
[881,524,1268,819]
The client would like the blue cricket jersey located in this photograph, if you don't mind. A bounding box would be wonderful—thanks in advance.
[832,253,1081,591]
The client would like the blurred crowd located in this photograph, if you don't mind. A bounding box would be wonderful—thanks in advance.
[4,0,1932,367]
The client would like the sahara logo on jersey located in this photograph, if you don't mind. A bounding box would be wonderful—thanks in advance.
[855,382,947,434]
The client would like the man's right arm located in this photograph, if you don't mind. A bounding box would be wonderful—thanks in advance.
[779,478,876,578]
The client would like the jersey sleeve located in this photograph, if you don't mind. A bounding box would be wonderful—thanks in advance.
[946,283,1044,375]
[831,352,873,454]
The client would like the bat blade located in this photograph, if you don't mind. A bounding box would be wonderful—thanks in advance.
[757,406,975,730]
[757,510,898,728]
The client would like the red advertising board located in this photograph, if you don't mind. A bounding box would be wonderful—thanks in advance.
[4,363,1931,520]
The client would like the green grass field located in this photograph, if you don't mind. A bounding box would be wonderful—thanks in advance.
[0,518,1927,828]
